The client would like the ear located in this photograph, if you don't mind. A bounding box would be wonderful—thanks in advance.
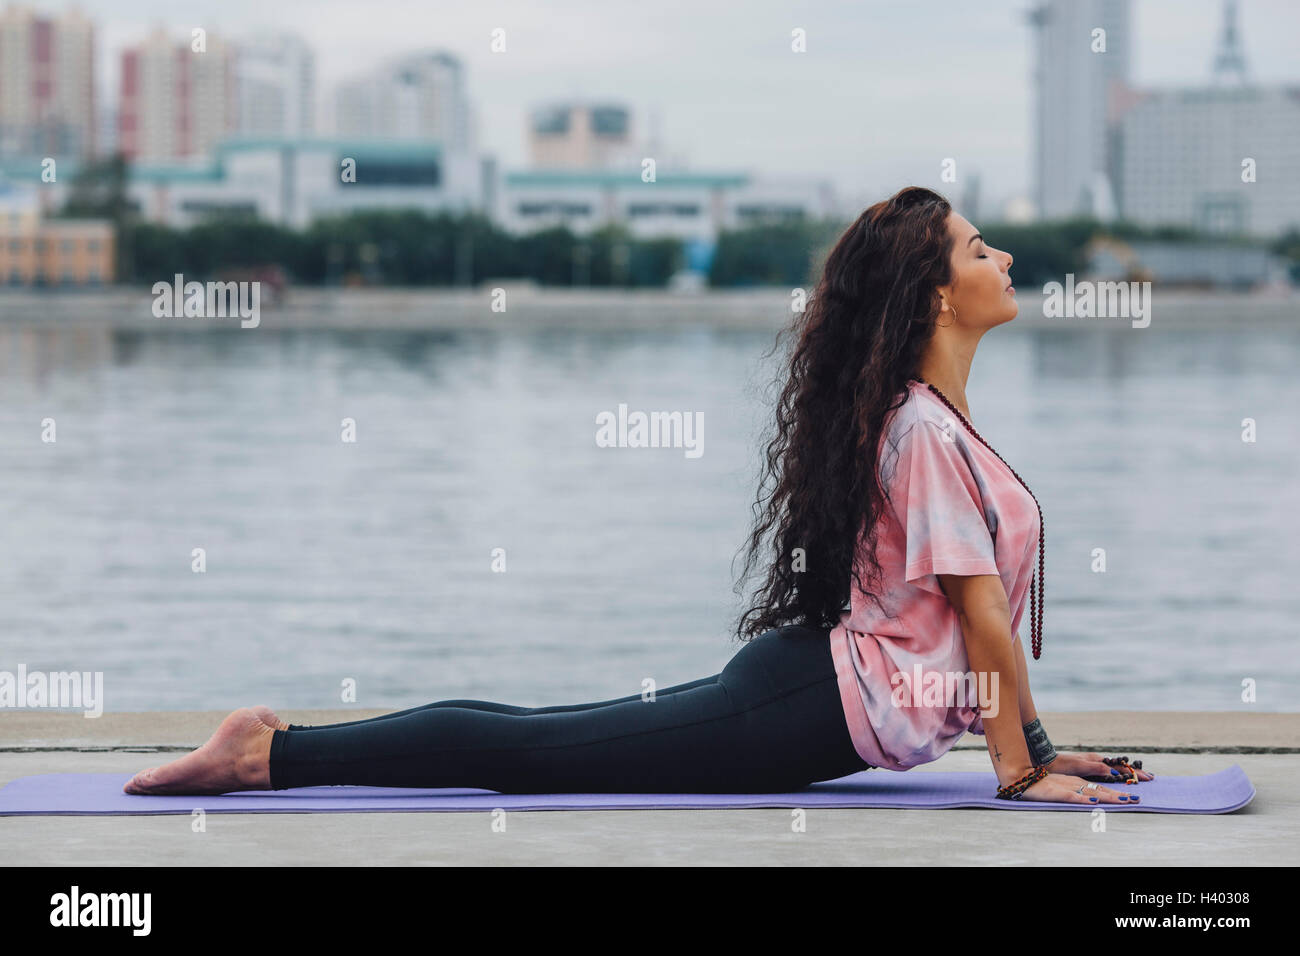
[931,273,954,307]
[935,289,955,318]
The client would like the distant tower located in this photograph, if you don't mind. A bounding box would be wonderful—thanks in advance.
[1210,0,1248,85]
[1027,0,1131,220]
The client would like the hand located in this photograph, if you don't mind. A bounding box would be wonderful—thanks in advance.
[1018,772,1138,805]
[1045,751,1154,783]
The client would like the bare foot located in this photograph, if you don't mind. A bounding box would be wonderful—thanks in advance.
[123,708,275,795]
[251,704,290,731]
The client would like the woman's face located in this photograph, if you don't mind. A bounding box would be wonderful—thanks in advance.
[942,212,1017,328]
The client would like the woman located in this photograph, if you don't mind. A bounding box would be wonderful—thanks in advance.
[125,186,1152,804]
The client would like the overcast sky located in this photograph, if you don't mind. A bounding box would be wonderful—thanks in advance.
[32,0,1300,217]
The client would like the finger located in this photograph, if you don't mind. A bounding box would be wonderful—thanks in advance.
[1038,781,1102,804]
[1096,785,1140,803]
[1100,756,1149,783]
[1079,782,1139,803]
[1106,765,1146,781]
[1129,761,1155,781]
[1073,785,1118,803]
[1086,761,1124,779]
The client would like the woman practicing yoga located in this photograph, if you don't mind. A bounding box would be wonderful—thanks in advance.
[125,186,1152,803]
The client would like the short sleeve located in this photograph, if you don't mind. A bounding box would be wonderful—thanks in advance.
[889,418,999,597]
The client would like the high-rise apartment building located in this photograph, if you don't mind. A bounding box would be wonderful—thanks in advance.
[234,33,314,137]
[334,51,471,149]
[0,5,95,157]
[119,28,235,161]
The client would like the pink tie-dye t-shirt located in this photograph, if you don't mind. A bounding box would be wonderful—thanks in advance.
[829,379,1040,771]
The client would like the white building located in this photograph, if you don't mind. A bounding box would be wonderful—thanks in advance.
[497,168,836,242]
[1027,0,1131,220]
[234,33,315,138]
[114,134,834,256]
[504,96,835,245]
[124,137,483,230]
[1115,2,1300,237]
[1118,86,1300,237]
[334,51,473,151]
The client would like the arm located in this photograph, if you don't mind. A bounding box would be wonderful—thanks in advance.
[1011,631,1060,768]
[936,572,1034,787]
[1011,631,1037,724]
[901,421,1134,800]
[1010,628,1155,783]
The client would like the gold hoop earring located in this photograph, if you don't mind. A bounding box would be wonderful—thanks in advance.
[938,304,956,327]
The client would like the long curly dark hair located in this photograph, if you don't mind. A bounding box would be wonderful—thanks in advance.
[733,186,956,640]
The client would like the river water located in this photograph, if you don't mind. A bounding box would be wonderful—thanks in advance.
[0,321,1297,713]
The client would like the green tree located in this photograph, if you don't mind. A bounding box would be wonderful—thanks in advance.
[57,152,134,280]
[709,217,847,287]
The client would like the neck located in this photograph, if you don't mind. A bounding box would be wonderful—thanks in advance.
[917,331,979,421]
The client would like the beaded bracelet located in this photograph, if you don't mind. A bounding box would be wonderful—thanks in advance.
[1079,755,1144,783]
[1103,755,1142,784]
[995,764,1049,800]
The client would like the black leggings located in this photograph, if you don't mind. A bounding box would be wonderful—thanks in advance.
[268,625,872,793]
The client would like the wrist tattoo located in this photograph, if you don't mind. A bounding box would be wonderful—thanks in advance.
[1023,717,1057,767]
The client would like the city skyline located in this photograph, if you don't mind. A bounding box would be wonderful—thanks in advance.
[2,0,1293,219]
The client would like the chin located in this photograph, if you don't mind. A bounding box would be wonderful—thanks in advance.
[977,301,1019,330]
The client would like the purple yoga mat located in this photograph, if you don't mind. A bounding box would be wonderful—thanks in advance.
[0,766,1254,815]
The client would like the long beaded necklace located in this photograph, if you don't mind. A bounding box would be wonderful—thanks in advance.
[912,377,1046,660]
